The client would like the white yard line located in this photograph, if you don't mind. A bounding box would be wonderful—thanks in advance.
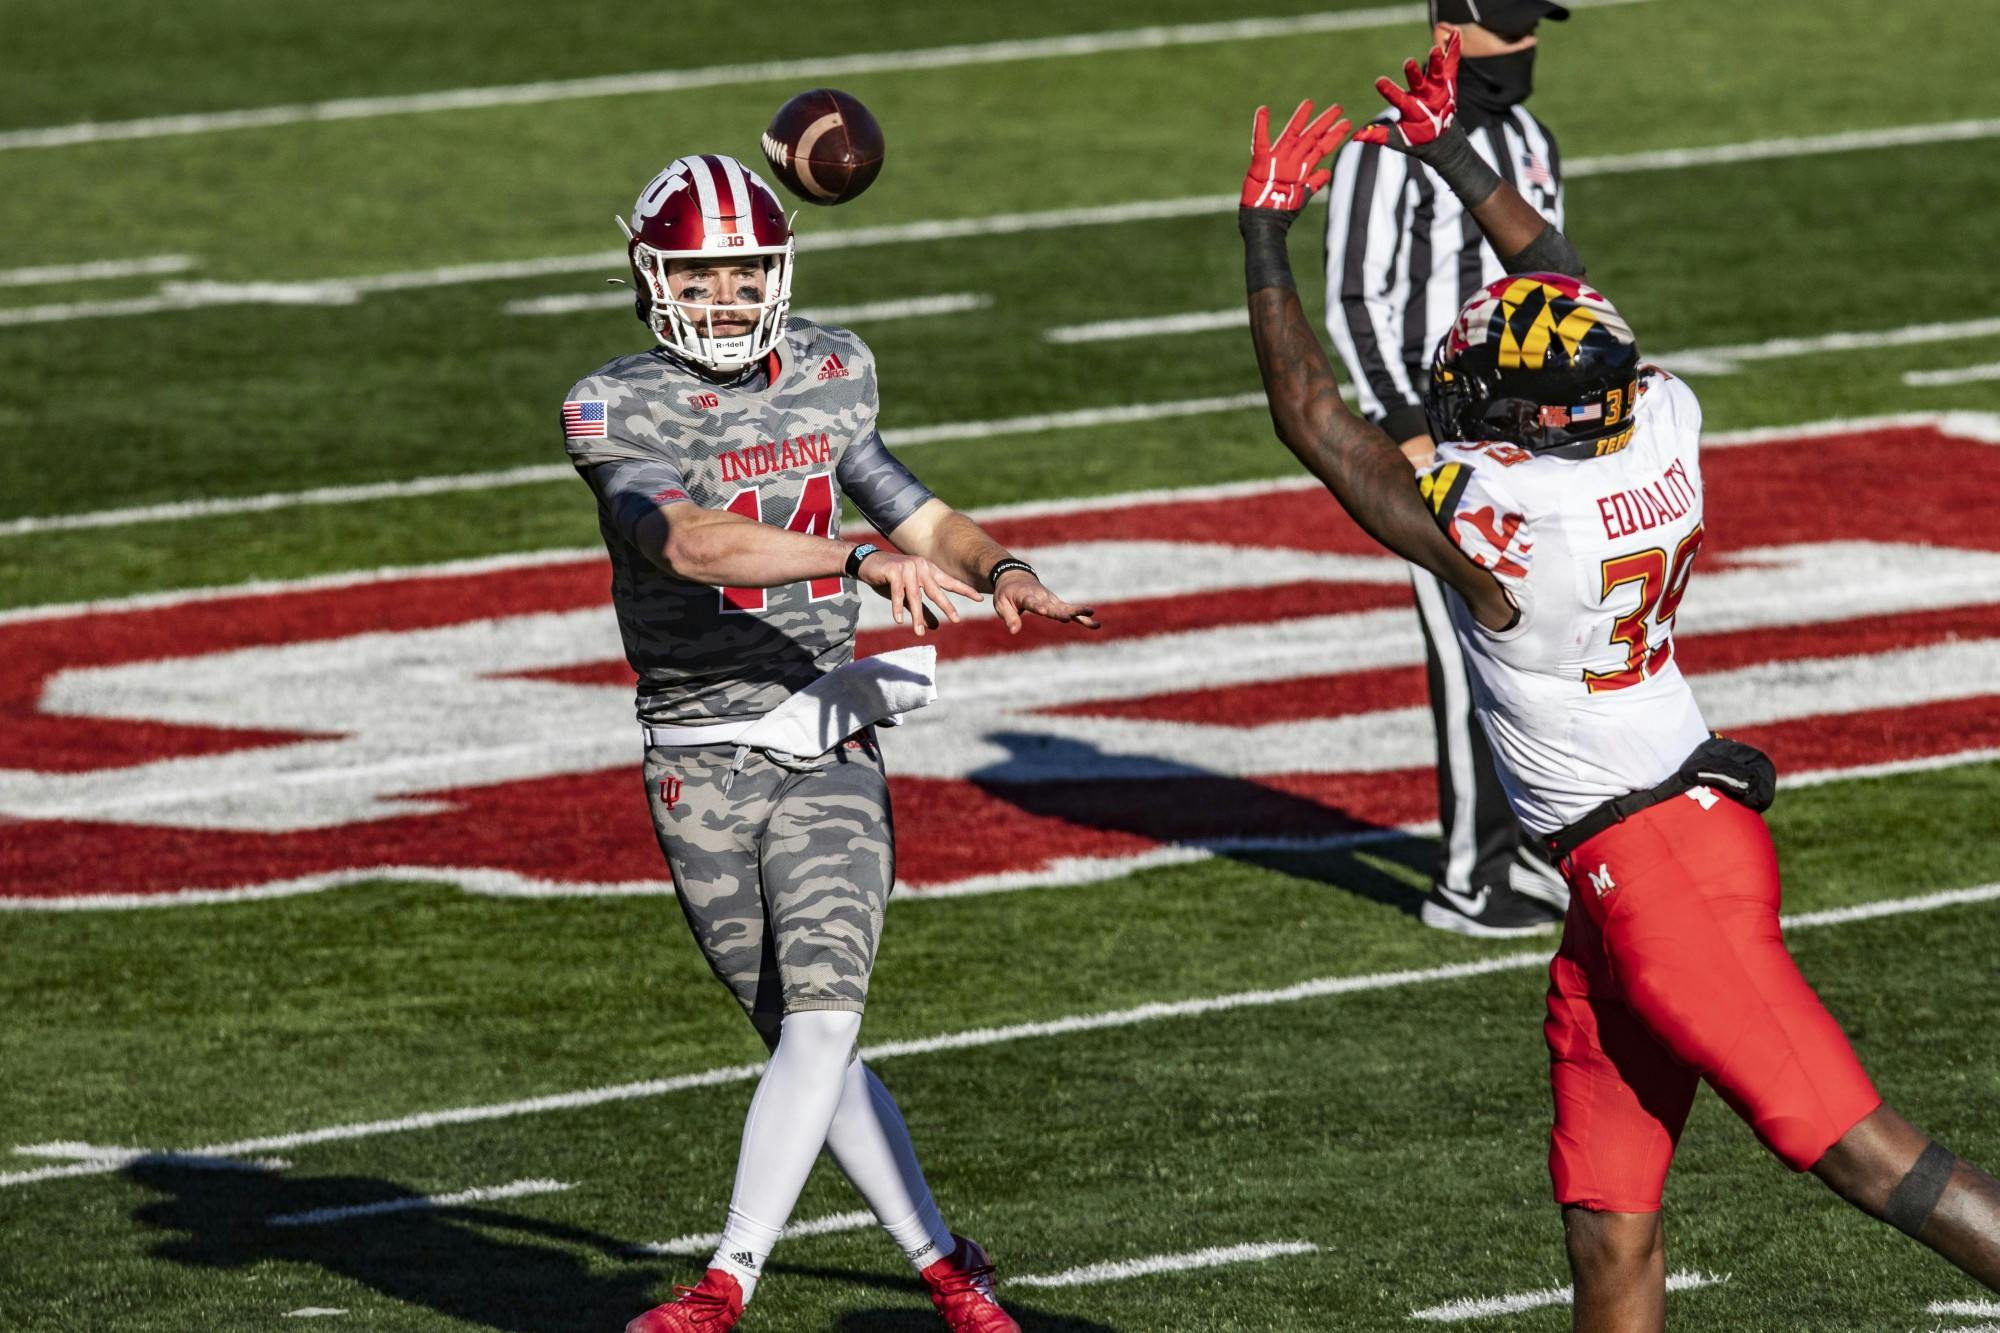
[1048,306,2000,366]
[3,383,1994,542]
[6,878,1995,1192]
[0,255,195,287]
[1564,117,2000,175]
[1409,1268,1726,1321]
[1906,361,2000,388]
[0,464,570,537]
[0,394,1273,537]
[266,1177,573,1227]
[6,110,1995,331]
[1047,308,1248,344]
[633,1208,877,1257]
[281,1310,349,1319]
[1009,1240,1319,1288]
[1932,1299,2000,1317]
[1657,315,2000,376]
[0,3,1655,154]
[505,292,991,322]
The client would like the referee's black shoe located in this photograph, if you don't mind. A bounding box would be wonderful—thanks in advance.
[1420,881,1563,938]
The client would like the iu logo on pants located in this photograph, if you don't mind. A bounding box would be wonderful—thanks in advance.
[658,776,683,811]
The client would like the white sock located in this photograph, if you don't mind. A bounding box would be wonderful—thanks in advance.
[824,1059,957,1272]
[709,1008,864,1304]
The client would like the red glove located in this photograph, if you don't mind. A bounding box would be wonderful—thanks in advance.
[1240,98,1352,212]
[1355,29,1460,152]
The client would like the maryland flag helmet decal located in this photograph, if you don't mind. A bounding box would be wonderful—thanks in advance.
[1426,273,1643,458]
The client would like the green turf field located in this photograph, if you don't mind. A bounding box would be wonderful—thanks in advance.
[3,1,1999,1329]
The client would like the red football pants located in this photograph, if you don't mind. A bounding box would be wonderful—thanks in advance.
[1545,790,1880,1213]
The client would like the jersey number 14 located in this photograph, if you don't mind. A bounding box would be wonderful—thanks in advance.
[720,473,842,612]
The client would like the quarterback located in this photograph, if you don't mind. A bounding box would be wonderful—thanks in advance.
[563,152,1095,1333]
[1236,37,2000,1330]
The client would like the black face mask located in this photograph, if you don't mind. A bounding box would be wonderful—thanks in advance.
[1459,47,1536,121]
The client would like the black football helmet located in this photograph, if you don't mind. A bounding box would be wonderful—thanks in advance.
[1425,273,1643,458]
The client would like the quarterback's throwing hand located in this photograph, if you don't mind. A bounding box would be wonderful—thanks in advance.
[1241,98,1352,215]
[994,569,1100,636]
[859,551,979,637]
[1355,29,1460,153]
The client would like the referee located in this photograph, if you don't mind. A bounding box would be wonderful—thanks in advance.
[1323,0,1572,936]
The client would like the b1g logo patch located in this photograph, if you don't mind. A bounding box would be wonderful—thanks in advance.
[687,392,720,411]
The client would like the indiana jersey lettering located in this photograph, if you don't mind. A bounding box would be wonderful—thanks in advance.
[1423,368,1710,833]
[562,319,928,725]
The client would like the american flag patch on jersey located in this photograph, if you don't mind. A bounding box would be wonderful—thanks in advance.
[563,400,608,439]
[1523,153,1555,187]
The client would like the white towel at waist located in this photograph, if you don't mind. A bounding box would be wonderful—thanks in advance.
[642,645,937,757]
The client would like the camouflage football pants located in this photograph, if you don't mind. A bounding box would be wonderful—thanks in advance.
[643,732,893,1049]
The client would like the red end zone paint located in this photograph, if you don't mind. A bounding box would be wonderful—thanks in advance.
[4,424,2000,905]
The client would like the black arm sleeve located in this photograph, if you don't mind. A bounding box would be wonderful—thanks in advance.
[1501,223,1586,278]
[579,458,690,548]
[837,427,935,534]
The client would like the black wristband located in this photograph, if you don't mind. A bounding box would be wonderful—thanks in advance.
[985,557,1035,588]
[1411,125,1502,209]
[845,542,880,578]
[1239,208,1298,294]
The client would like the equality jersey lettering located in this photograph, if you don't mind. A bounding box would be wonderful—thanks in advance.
[562,320,913,726]
[1423,368,1712,835]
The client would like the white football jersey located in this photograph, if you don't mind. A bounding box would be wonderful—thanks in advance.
[1425,368,1711,835]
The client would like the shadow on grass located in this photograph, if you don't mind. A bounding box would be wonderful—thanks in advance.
[125,1157,659,1332]
[969,731,1434,918]
[125,1158,1120,1330]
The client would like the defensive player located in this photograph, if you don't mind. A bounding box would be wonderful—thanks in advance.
[1236,38,2000,1329]
[563,153,1096,1333]
[1322,0,1573,938]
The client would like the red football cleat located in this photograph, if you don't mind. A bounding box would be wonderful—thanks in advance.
[920,1236,1021,1333]
[624,1268,745,1333]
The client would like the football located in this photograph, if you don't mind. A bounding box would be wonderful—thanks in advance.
[760,88,885,206]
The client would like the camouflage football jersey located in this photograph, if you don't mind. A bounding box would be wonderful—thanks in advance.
[562,319,932,725]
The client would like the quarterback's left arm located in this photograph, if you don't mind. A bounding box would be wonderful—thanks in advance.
[1239,100,1518,631]
[837,426,1098,633]
[887,500,1100,634]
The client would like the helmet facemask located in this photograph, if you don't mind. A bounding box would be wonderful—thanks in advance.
[625,236,795,374]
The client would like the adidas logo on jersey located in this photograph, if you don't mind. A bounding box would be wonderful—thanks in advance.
[816,353,850,381]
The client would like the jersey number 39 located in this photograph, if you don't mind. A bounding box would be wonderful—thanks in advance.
[1583,524,1703,693]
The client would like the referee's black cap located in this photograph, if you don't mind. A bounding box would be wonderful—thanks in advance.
[1429,0,1571,32]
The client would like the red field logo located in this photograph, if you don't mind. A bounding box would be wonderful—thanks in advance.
[4,419,1999,907]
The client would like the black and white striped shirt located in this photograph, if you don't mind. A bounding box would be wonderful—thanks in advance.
[1322,109,1565,443]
